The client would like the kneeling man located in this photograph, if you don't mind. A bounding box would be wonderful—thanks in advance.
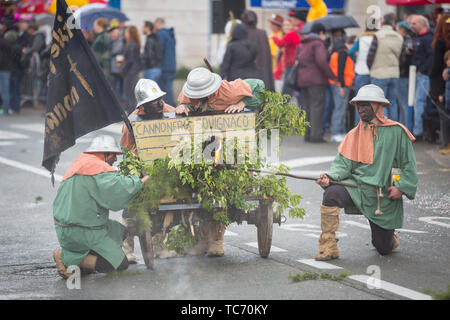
[53,135,149,278]
[315,84,418,260]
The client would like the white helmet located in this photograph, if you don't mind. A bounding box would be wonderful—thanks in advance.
[85,135,123,154]
[182,67,222,99]
[350,84,391,107]
[135,79,166,109]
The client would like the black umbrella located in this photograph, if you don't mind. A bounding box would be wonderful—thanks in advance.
[300,14,360,34]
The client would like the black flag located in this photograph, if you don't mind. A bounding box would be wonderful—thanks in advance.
[42,0,132,180]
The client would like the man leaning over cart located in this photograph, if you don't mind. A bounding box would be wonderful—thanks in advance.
[120,79,178,262]
[315,84,417,261]
[53,135,149,279]
[175,67,265,257]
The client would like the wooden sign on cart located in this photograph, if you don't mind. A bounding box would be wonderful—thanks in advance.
[132,112,257,163]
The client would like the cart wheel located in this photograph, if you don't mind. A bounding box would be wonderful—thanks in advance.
[257,200,273,258]
[139,229,154,269]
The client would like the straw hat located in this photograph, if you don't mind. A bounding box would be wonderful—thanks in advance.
[182,67,222,99]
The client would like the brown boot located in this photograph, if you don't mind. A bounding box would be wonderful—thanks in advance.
[53,249,73,279]
[393,233,399,250]
[79,254,97,275]
[315,205,340,261]
[206,221,225,257]
[152,232,177,259]
[121,217,137,264]
[186,220,209,256]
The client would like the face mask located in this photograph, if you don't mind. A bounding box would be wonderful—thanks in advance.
[104,153,116,166]
[142,100,163,118]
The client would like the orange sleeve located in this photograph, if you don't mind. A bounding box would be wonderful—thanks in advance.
[344,57,355,87]
[328,53,338,85]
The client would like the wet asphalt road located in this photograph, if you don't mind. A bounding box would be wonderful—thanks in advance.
[0,108,449,300]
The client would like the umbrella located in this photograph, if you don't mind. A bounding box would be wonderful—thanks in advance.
[47,0,107,14]
[300,14,359,34]
[48,0,89,14]
[35,13,56,26]
[386,0,449,5]
[73,4,129,30]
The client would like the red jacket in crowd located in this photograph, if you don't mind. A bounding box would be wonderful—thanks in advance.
[272,31,301,78]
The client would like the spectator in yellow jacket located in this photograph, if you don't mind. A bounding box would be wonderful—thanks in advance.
[268,14,284,76]
[306,0,328,22]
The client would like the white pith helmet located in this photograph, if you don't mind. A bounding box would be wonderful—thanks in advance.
[135,79,166,109]
[350,84,391,107]
[85,135,123,154]
[182,67,222,99]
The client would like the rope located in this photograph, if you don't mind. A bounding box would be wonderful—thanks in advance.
[416,77,450,121]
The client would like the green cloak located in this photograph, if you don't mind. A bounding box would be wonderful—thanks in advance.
[326,125,418,230]
[53,172,143,269]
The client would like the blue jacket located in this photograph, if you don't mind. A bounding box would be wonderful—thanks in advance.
[411,30,434,75]
[157,27,176,72]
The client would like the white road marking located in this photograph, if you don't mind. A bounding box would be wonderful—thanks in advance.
[348,275,432,300]
[224,230,238,236]
[296,259,343,270]
[10,123,44,133]
[279,224,347,238]
[418,216,450,228]
[0,156,62,182]
[305,233,320,238]
[245,242,287,252]
[279,223,321,232]
[343,221,370,230]
[282,156,335,169]
[39,137,92,144]
[0,141,15,146]
[0,130,29,140]
[100,123,123,134]
[343,220,427,234]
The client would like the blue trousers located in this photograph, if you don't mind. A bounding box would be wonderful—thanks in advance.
[159,70,175,106]
[397,77,409,127]
[330,85,350,136]
[0,71,11,115]
[143,68,162,83]
[412,74,430,136]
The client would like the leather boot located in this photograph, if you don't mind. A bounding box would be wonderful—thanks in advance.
[315,205,340,261]
[186,220,209,255]
[152,232,177,259]
[206,221,225,257]
[393,233,399,250]
[79,254,97,275]
[53,249,73,279]
[121,217,137,264]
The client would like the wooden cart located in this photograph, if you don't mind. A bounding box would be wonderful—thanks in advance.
[131,111,283,269]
